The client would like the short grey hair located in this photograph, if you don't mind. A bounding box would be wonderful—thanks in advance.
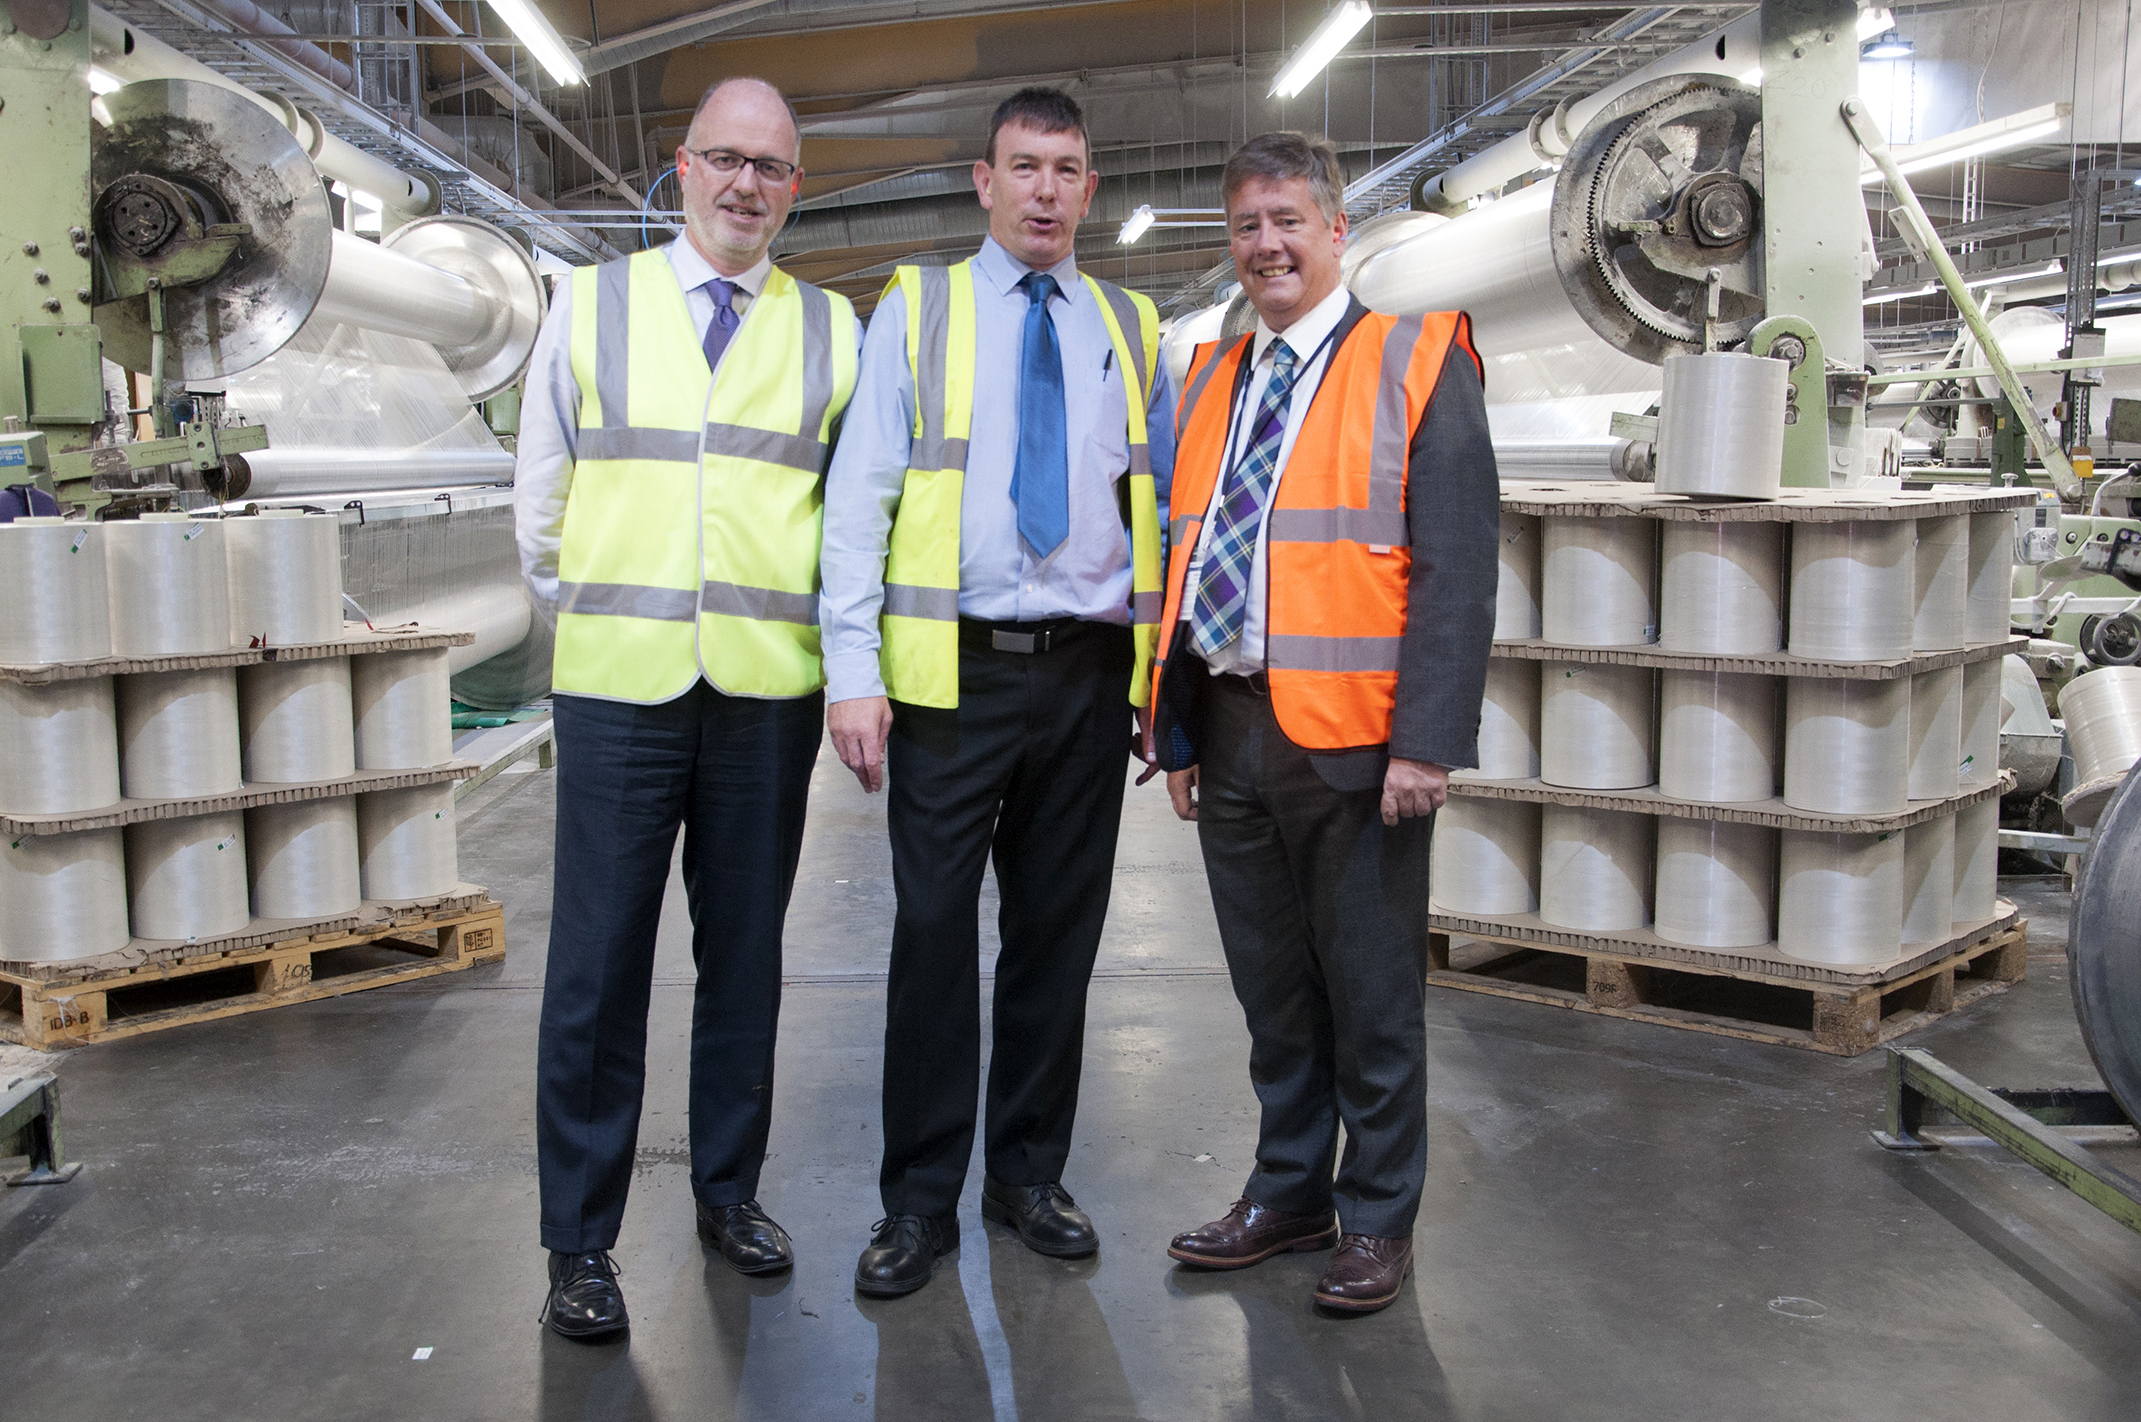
[691,76,804,162]
[1221,131,1344,221]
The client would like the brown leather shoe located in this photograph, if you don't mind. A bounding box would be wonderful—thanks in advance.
[1167,1197,1339,1270]
[1313,1234,1414,1313]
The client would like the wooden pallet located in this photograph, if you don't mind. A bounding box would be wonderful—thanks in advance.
[0,896,506,1049]
[1427,917,2028,1056]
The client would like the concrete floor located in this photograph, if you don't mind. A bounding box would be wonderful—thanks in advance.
[5,746,2141,1422]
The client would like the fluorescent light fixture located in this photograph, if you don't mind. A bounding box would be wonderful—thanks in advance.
[1119,205,1156,245]
[1860,29,1914,60]
[487,0,585,86]
[1864,283,1938,305]
[1859,103,2068,185]
[1857,7,1897,39]
[1861,261,2063,304]
[1270,0,1373,99]
[87,66,124,95]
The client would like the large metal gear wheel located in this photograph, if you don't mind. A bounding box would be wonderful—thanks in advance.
[1549,74,1765,365]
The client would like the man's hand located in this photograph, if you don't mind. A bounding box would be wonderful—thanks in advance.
[1134,702,1160,785]
[828,695,893,793]
[1167,766,1200,821]
[1380,758,1449,827]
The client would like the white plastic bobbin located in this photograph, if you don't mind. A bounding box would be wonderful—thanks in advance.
[1965,512,2016,645]
[1428,796,1540,915]
[1495,513,1542,639]
[1952,797,1999,924]
[1476,659,1542,780]
[1782,677,1910,815]
[0,678,121,815]
[1658,521,1784,654]
[116,668,244,800]
[1787,520,1914,661]
[358,783,459,900]
[1541,517,1657,646]
[104,512,233,656]
[1539,804,1653,932]
[1777,829,1904,966]
[248,798,362,919]
[126,811,251,941]
[240,658,357,784]
[0,517,111,662]
[1960,657,2003,789]
[1540,664,1656,789]
[226,509,345,646]
[352,648,454,770]
[1907,666,1962,802]
[1658,670,1776,803]
[1911,514,1969,651]
[1902,814,1956,946]
[1654,818,1776,949]
[2058,667,2141,788]
[0,827,130,963]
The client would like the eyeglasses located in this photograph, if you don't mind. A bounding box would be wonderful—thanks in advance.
[686,147,799,185]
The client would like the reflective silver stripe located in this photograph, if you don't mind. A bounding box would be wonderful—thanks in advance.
[795,280,834,449]
[1132,590,1164,623]
[558,580,697,622]
[1170,515,1201,546]
[1090,277,1149,399]
[1266,507,1411,546]
[883,582,959,621]
[1370,313,1425,518]
[1266,634,1403,673]
[704,423,826,472]
[1129,443,1151,477]
[912,266,969,472]
[1179,336,1242,425]
[593,257,633,430]
[578,426,701,463]
[700,580,819,624]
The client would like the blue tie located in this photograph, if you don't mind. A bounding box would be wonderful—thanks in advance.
[702,277,740,370]
[1011,271,1069,558]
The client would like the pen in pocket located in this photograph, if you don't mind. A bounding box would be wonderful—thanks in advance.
[1102,350,1113,375]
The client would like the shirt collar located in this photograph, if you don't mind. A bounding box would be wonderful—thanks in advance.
[975,235,1083,305]
[1251,282,1353,369]
[668,236,772,297]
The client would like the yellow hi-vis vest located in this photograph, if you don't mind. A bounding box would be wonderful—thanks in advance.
[555,249,859,703]
[878,260,1164,709]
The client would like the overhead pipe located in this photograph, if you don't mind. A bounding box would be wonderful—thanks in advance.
[189,0,354,91]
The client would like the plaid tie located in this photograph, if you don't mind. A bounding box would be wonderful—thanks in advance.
[1191,340,1300,658]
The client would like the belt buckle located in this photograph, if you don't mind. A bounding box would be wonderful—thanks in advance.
[992,628,1039,654]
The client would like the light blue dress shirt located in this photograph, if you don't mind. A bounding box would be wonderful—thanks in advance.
[818,237,1178,703]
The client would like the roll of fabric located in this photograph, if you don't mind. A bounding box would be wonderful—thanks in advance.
[1658,669,1776,803]
[1907,666,1963,801]
[1787,520,1914,661]
[248,797,362,918]
[126,811,251,941]
[0,827,130,963]
[1652,351,1788,500]
[116,668,244,799]
[1496,512,1542,639]
[1539,804,1653,931]
[2059,667,2141,787]
[351,648,453,770]
[1476,659,1542,780]
[1960,657,2004,789]
[1542,517,1657,646]
[357,783,458,899]
[1428,797,1540,915]
[226,509,345,647]
[104,512,233,656]
[1777,829,1904,966]
[0,517,111,662]
[239,658,356,783]
[1658,521,1784,654]
[1540,664,1656,789]
[1952,797,1999,923]
[1653,818,1776,948]
[0,678,121,814]
[1782,677,1910,815]
[1902,814,1956,946]
[1911,515,1969,652]
[1965,511,2015,645]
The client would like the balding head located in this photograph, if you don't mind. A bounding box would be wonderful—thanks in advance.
[687,76,802,165]
[676,76,806,275]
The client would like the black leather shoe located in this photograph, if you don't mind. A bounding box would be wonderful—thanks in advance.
[542,1251,628,1341]
[981,1177,1098,1258]
[854,1214,958,1298]
[696,1199,794,1275]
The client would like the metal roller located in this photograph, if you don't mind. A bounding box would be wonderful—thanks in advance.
[2069,772,2141,1124]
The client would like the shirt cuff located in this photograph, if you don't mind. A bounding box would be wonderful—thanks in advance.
[824,648,887,703]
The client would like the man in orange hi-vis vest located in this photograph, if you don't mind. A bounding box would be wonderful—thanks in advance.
[1150,131,1498,1315]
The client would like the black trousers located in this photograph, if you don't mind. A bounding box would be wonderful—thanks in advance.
[1196,673,1433,1238]
[536,683,822,1253]
[878,620,1134,1220]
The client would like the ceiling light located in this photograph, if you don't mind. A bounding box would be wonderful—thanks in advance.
[487,0,585,86]
[1859,104,2069,185]
[1119,205,1156,245]
[87,66,124,95]
[1861,30,1914,60]
[1270,0,1374,100]
[1864,283,1939,305]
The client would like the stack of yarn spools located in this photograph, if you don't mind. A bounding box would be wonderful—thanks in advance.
[0,510,460,965]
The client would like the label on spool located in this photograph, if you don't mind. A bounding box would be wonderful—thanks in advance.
[183,523,207,541]
[69,530,87,554]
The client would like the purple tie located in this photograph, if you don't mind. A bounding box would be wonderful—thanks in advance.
[703,278,740,370]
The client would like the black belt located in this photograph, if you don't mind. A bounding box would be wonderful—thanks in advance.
[957,616,1114,654]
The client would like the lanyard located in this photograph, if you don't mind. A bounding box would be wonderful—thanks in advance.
[1216,321,1343,493]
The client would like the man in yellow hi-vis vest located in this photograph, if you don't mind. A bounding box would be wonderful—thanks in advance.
[819,87,1176,1299]
[515,77,859,1341]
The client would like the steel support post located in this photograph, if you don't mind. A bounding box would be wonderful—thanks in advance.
[2063,169,2104,456]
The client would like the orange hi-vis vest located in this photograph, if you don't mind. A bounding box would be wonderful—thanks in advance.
[1153,308,1482,751]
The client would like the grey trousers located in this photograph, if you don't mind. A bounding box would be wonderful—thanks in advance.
[1195,673,1433,1238]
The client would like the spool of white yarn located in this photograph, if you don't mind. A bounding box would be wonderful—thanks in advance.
[1911,515,1969,652]
[0,517,111,662]
[1653,351,1789,500]
[0,679,121,814]
[351,648,453,770]
[0,828,130,963]
[1541,517,1657,646]
[2058,667,2141,787]
[104,512,233,656]
[1658,670,1777,802]
[1540,664,1656,789]
[116,668,243,799]
[226,509,345,646]
[1428,797,1540,914]
[1496,513,1542,639]
[1952,797,1999,923]
[1787,520,1914,660]
[126,811,250,940]
[1777,829,1904,965]
[1654,818,1776,948]
[1476,659,1542,780]
[239,658,356,783]
[1965,511,2015,645]
[1906,667,1962,801]
[1539,804,1653,931]
[1782,677,1909,814]
[1960,657,2003,788]
[247,798,362,918]
[358,783,459,899]
[1902,814,1956,946]
[1658,522,1784,654]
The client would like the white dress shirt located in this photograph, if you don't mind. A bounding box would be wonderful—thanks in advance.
[1180,281,1353,675]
